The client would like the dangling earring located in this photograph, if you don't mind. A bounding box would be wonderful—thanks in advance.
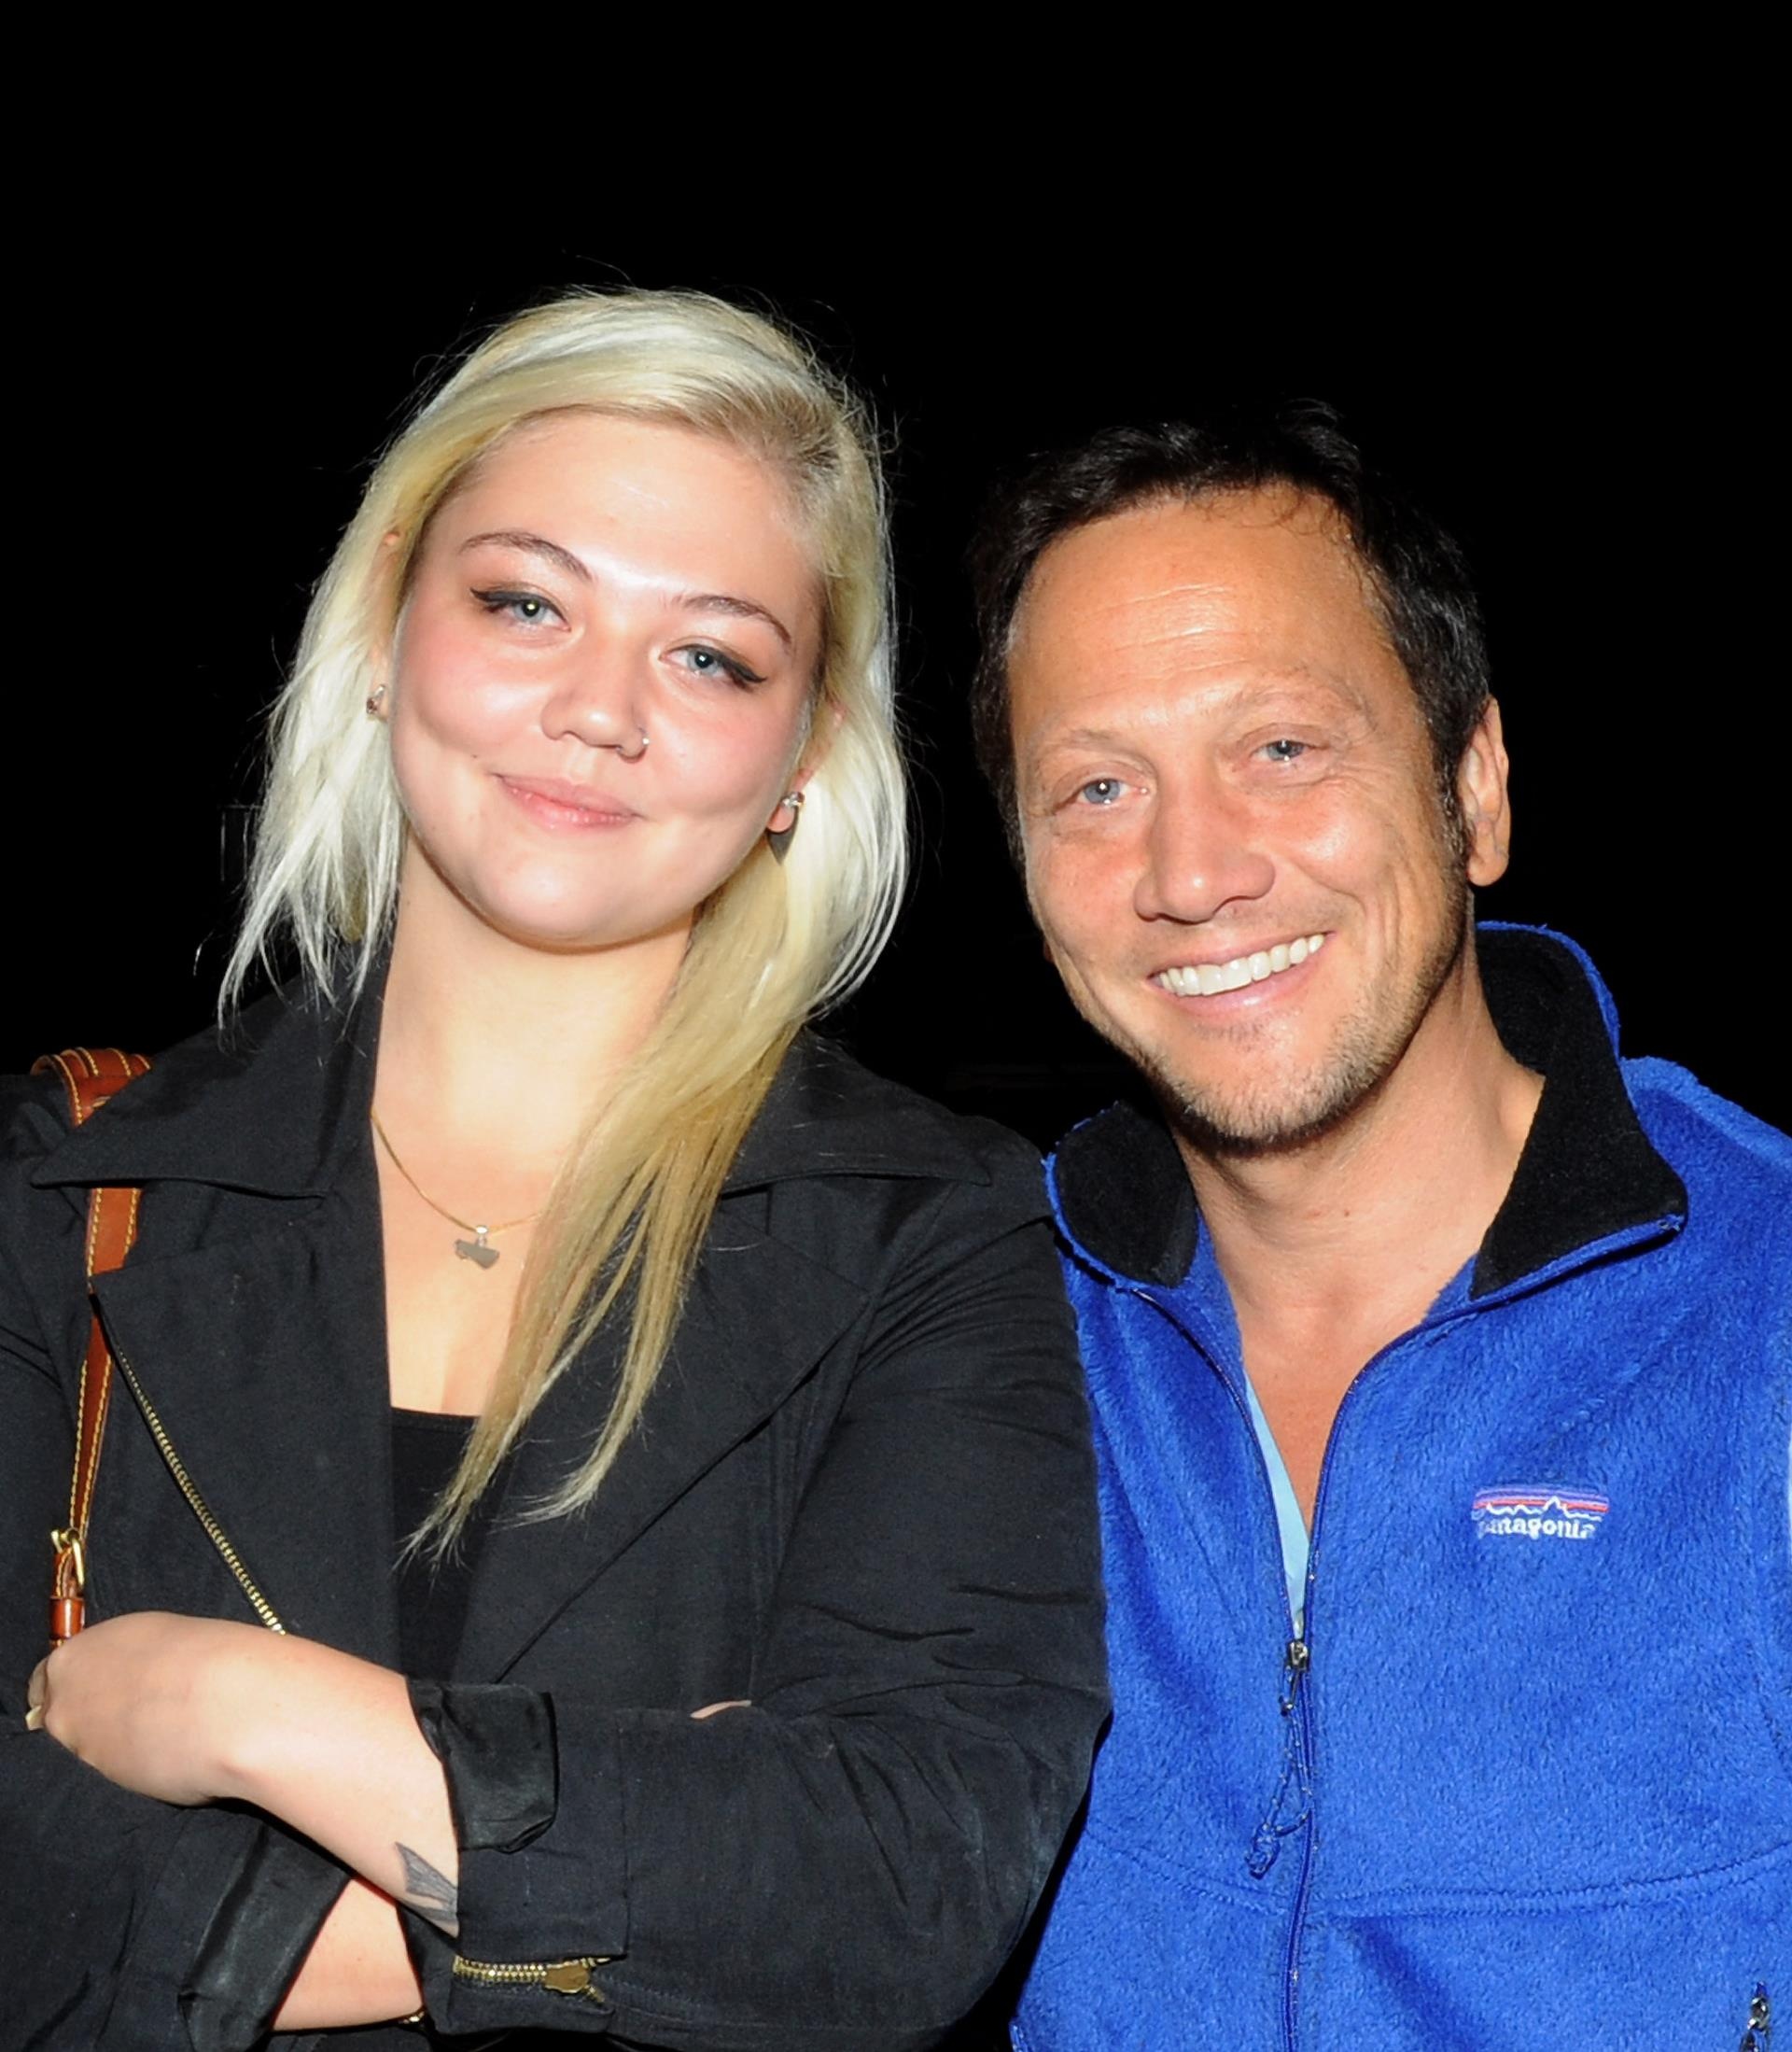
[365,684,387,717]
[767,788,805,864]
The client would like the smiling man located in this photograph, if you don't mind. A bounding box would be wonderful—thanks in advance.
[969,410,1791,2049]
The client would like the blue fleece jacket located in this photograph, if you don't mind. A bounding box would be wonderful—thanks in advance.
[1014,928,1791,2051]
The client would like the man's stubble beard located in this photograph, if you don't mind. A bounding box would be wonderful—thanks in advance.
[1140,873,1473,1164]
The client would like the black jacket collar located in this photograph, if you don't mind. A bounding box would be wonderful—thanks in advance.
[1052,926,1687,1299]
[26,977,996,1683]
[30,977,991,1200]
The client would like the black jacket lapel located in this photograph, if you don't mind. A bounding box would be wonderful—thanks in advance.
[456,1033,987,1680]
[41,982,399,1665]
[90,1156,399,1665]
[457,1211,869,1680]
[31,983,372,1200]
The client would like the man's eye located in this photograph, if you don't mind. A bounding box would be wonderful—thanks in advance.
[1260,738,1309,763]
[472,587,560,626]
[1076,778,1127,807]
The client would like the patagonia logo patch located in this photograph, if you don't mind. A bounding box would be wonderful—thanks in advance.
[1472,1484,1610,1542]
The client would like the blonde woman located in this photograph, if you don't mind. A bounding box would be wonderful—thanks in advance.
[2,291,1106,2050]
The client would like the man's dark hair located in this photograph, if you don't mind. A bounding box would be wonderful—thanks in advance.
[967,401,1491,857]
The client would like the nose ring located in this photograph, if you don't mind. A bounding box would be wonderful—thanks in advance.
[615,728,650,762]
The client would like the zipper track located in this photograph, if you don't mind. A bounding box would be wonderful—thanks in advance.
[1134,1289,1312,2045]
[110,1343,287,1634]
[453,1955,609,1995]
[1281,1708,1317,2052]
[1277,1322,1417,2052]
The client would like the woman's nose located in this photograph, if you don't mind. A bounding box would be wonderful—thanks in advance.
[541,646,651,760]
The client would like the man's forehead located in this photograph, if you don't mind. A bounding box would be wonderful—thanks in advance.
[1008,490,1402,727]
[1032,664,1365,744]
[1015,488,1379,652]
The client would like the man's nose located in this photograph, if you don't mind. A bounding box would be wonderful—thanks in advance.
[541,640,650,758]
[1133,782,1274,924]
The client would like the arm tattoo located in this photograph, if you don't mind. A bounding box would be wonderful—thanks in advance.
[397,1843,459,1935]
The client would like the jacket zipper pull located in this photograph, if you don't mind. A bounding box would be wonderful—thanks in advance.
[1249,1639,1314,1877]
[1741,1983,1772,2051]
[1280,1636,1309,1716]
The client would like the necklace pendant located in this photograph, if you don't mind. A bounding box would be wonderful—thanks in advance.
[455,1230,500,1270]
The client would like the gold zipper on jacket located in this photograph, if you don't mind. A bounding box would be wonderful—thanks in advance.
[110,1344,616,2004]
[108,1335,609,2004]
[453,1956,609,1996]
[109,1342,287,1634]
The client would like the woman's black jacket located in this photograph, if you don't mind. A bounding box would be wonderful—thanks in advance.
[0,984,1108,2051]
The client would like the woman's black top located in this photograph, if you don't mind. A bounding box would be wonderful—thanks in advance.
[390,1406,485,1681]
[330,1411,493,2049]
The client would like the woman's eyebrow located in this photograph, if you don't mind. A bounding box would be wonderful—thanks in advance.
[677,592,793,651]
[458,529,590,582]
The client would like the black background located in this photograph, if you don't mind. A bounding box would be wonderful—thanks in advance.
[14,228,1784,1138]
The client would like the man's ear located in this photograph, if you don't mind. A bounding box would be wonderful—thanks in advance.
[1457,696,1513,888]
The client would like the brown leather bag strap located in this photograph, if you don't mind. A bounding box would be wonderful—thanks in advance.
[31,1047,151,1646]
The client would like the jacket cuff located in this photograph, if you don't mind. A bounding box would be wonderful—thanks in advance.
[408,1680,629,2037]
[175,1809,350,2052]
[410,1676,558,1850]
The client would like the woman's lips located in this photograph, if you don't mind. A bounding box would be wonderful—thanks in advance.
[497,775,638,831]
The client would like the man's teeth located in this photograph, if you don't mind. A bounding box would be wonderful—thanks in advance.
[1155,934,1326,997]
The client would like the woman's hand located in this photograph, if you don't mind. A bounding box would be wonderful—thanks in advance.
[25,1612,272,1806]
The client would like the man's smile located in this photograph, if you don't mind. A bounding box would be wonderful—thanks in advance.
[1150,932,1328,998]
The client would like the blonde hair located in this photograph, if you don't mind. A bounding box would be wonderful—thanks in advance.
[227,290,905,1540]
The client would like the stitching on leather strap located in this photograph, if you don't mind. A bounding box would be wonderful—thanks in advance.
[82,1182,105,1272]
[39,1051,81,1126]
[72,1332,112,1532]
[67,1347,91,1529]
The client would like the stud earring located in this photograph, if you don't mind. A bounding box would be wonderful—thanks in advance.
[767,788,805,864]
[365,685,386,717]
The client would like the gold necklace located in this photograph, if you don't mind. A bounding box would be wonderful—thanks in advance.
[371,1110,540,1270]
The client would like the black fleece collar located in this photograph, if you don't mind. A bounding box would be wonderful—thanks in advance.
[1052,927,1688,1299]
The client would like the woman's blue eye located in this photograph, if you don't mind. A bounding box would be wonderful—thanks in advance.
[472,587,558,626]
[1078,778,1125,807]
[678,645,763,688]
